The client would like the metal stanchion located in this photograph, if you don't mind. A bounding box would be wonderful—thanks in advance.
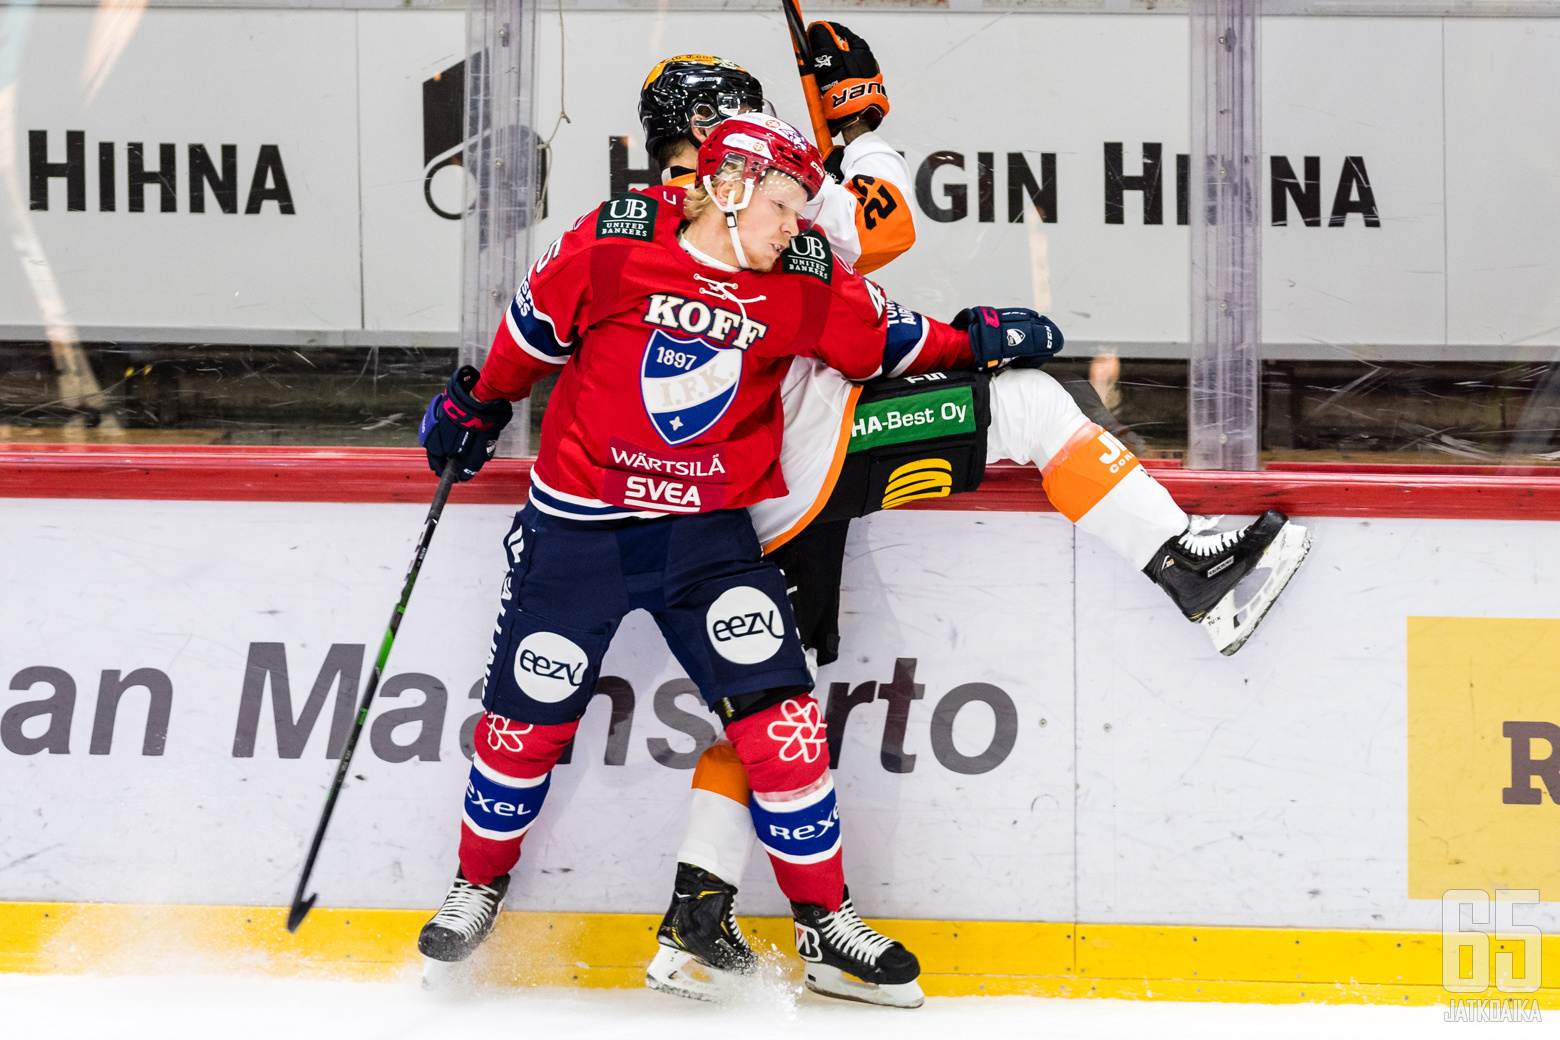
[1187,0,1262,471]
[460,0,541,456]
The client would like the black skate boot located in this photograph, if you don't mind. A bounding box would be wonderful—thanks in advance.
[645,862,755,1002]
[1144,509,1312,656]
[418,869,508,963]
[791,887,923,1008]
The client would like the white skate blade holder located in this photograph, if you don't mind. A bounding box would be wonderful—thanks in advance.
[645,945,734,1003]
[1203,519,1312,656]
[803,963,925,1009]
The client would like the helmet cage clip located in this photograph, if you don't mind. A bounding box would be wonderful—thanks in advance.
[703,169,758,270]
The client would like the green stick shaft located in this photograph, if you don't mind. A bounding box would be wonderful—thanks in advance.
[286,458,459,933]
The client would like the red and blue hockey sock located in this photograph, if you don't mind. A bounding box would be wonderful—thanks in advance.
[457,712,576,885]
[725,695,844,911]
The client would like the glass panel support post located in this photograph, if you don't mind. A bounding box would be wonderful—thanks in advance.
[1187,0,1262,471]
[460,0,541,457]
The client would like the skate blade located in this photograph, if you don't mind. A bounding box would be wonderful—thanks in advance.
[644,945,730,1003]
[420,955,468,991]
[1203,520,1312,656]
[803,964,925,1009]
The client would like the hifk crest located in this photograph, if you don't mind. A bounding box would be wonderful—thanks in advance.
[641,329,742,446]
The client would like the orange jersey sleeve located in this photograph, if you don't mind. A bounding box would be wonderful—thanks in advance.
[846,174,916,274]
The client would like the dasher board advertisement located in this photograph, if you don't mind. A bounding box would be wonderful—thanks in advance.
[7,496,1560,934]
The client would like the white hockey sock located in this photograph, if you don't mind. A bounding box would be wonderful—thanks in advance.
[986,368,1187,569]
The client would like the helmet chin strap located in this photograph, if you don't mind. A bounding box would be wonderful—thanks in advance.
[705,174,757,270]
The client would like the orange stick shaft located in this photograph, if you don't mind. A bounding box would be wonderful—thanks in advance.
[780,0,836,159]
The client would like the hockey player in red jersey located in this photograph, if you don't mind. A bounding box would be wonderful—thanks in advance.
[412,114,1066,1007]
[632,44,1312,1005]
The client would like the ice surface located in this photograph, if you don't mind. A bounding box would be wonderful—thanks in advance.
[0,973,1460,1040]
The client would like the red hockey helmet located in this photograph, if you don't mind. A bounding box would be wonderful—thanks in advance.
[696,113,826,202]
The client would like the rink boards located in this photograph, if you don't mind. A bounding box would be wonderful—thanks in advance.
[6,455,1560,1002]
[9,455,1560,997]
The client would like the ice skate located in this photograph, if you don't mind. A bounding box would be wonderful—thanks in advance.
[1144,509,1312,656]
[417,869,508,966]
[791,888,923,1009]
[645,862,755,1002]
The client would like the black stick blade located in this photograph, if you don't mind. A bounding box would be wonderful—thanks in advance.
[287,893,318,934]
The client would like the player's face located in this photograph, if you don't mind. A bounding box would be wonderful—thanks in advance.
[733,171,808,272]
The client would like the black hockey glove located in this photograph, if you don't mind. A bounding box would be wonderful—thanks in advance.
[418,365,513,481]
[807,22,889,133]
[954,307,1065,371]
[823,148,845,184]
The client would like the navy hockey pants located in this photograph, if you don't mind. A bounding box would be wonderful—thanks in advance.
[481,503,813,726]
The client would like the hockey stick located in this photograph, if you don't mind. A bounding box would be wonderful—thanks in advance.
[779,0,836,160]
[286,456,460,933]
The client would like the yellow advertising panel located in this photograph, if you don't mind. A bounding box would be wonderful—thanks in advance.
[1408,617,1560,899]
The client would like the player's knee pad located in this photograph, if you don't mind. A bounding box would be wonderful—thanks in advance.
[462,712,576,844]
[724,695,830,789]
[989,366,1143,521]
[725,696,841,869]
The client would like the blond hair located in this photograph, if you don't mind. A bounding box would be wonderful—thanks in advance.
[682,183,714,222]
[682,156,753,224]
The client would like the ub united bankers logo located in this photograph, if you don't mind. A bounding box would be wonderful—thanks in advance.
[641,329,742,446]
[781,229,832,283]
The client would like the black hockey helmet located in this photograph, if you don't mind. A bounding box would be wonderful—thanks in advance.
[639,55,769,167]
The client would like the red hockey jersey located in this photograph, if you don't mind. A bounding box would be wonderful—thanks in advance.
[475,186,970,520]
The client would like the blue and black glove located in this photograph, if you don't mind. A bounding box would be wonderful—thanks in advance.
[418,365,513,481]
[953,306,1064,371]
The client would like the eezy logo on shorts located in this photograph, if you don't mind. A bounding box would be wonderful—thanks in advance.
[706,585,785,665]
[513,631,590,702]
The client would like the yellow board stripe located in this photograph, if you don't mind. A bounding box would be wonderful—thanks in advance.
[2,901,1557,1007]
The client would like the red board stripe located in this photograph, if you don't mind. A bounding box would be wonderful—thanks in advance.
[2,445,1558,520]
